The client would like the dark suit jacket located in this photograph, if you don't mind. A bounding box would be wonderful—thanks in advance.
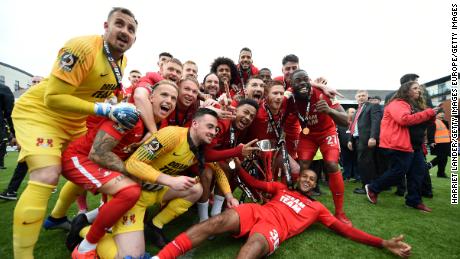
[348,102,382,149]
[0,84,15,138]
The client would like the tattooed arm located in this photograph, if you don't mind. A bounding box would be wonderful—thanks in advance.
[89,129,128,174]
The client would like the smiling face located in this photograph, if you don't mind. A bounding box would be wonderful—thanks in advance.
[128,71,142,85]
[103,11,137,58]
[234,104,257,130]
[217,64,232,83]
[297,170,317,194]
[266,84,285,113]
[239,50,253,70]
[282,61,299,83]
[161,61,182,83]
[178,79,199,109]
[149,83,178,121]
[183,63,198,79]
[204,73,220,97]
[192,114,218,145]
[245,78,265,102]
[291,70,311,98]
[259,70,272,84]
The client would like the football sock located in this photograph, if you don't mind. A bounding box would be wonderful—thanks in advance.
[153,198,193,228]
[157,232,192,258]
[85,185,140,244]
[95,233,117,259]
[328,171,345,214]
[85,208,99,223]
[210,195,225,217]
[197,200,209,222]
[13,181,55,259]
[51,181,85,218]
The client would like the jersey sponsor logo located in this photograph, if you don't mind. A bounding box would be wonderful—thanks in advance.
[279,193,306,213]
[159,161,189,174]
[59,51,78,72]
[91,83,118,98]
[306,114,318,126]
[144,138,163,155]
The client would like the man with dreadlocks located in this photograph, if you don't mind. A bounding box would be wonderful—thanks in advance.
[210,57,240,99]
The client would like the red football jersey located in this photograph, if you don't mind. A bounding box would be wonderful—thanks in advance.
[238,168,337,242]
[293,87,336,134]
[248,98,290,142]
[236,64,259,87]
[211,119,247,149]
[128,72,163,103]
[64,118,144,160]
[160,103,198,129]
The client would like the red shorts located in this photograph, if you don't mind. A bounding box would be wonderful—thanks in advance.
[234,203,284,254]
[61,154,121,194]
[297,131,340,162]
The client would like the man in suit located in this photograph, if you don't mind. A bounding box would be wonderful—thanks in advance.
[347,90,383,194]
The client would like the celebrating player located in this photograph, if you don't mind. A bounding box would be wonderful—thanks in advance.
[155,167,412,259]
[10,7,139,258]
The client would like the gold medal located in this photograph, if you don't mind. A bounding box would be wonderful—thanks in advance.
[302,127,310,135]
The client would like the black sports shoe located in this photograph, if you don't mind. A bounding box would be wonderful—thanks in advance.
[145,223,170,248]
[66,213,90,251]
[0,191,17,200]
[353,188,366,194]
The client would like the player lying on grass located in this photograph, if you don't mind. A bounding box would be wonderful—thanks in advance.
[154,166,412,259]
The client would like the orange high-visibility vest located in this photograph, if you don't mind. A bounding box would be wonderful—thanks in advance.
[434,119,450,143]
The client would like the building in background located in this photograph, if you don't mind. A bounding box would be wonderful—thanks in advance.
[337,89,393,110]
[0,61,33,98]
[424,75,451,106]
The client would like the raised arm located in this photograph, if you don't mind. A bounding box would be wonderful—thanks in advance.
[236,162,283,194]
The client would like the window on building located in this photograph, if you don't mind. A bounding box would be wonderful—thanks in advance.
[438,83,447,95]
[0,75,4,84]
[426,86,437,96]
[14,80,20,91]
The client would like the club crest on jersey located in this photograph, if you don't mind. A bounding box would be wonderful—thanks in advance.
[59,51,78,72]
[121,213,136,225]
[144,138,163,155]
[36,138,53,148]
